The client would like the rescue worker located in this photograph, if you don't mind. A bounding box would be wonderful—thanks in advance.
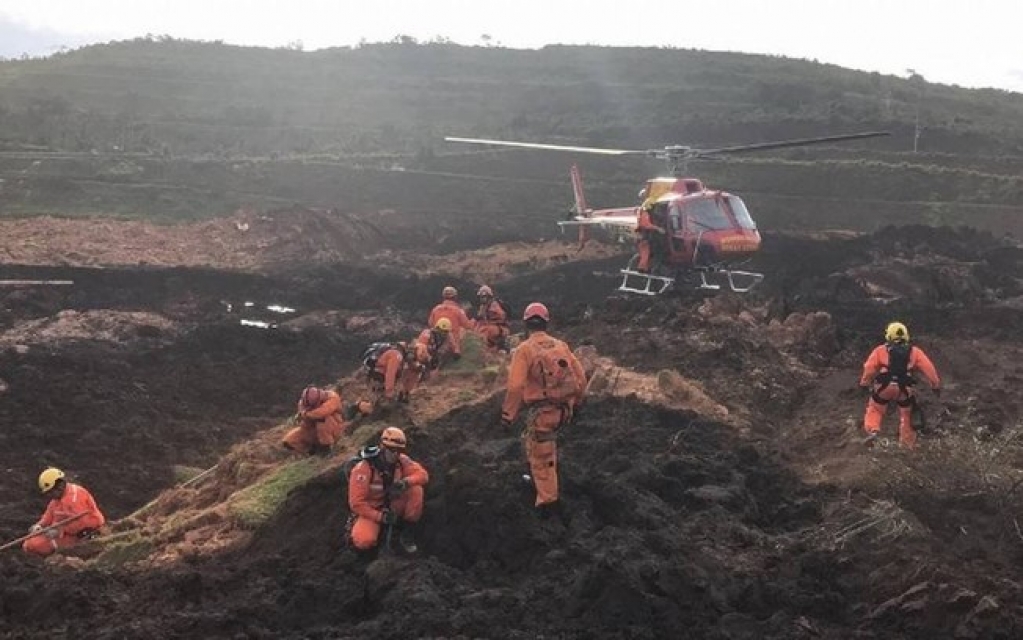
[348,427,428,553]
[635,202,666,273]
[428,286,473,361]
[859,321,941,449]
[23,468,105,558]
[473,285,510,352]
[282,385,347,455]
[410,318,451,383]
[501,302,587,514]
[350,319,450,418]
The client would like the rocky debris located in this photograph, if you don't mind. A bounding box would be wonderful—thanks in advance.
[0,309,179,347]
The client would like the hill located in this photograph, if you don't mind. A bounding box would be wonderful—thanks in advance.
[0,39,1021,238]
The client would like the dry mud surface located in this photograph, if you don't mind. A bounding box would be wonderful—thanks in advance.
[2,224,1023,638]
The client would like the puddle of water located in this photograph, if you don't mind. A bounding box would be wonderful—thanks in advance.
[240,319,276,330]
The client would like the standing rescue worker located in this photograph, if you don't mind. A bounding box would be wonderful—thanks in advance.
[282,385,347,455]
[635,203,666,273]
[859,321,941,449]
[23,468,105,557]
[501,302,587,514]
[474,285,510,352]
[348,427,428,553]
[428,286,473,361]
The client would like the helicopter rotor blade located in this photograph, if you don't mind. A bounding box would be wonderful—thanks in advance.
[445,137,648,156]
[691,131,891,158]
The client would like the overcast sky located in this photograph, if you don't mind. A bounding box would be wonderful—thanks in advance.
[2,0,1021,93]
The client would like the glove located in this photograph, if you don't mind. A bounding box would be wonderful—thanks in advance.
[380,509,398,525]
[389,479,410,496]
[44,527,60,540]
[933,387,942,398]
[29,524,42,535]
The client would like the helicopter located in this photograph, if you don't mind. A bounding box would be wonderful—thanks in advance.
[446,131,890,295]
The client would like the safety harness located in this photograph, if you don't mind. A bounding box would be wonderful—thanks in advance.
[872,342,916,407]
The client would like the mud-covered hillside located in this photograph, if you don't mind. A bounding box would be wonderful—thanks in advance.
[2,225,1023,638]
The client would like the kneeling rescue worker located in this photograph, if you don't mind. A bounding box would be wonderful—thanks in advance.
[23,467,105,557]
[501,302,586,515]
[282,385,347,455]
[347,427,428,553]
[859,321,941,449]
[350,319,450,419]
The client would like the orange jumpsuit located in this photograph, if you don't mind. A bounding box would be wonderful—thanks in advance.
[282,389,346,454]
[859,343,941,448]
[635,206,665,272]
[475,299,509,351]
[357,339,436,416]
[501,331,587,506]
[428,300,473,356]
[348,454,429,550]
[23,483,105,557]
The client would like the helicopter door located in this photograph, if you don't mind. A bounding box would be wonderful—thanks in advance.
[666,202,685,254]
[648,202,670,262]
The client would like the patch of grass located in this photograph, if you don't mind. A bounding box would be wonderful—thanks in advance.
[228,458,321,529]
[171,465,206,484]
[92,533,154,569]
[480,365,501,384]
[445,333,486,373]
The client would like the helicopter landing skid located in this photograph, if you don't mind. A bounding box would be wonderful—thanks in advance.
[697,268,764,293]
[618,268,675,296]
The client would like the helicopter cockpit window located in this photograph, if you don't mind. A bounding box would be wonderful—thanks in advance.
[685,198,732,231]
[726,196,757,230]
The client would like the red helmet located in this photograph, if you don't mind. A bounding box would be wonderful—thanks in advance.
[301,386,324,409]
[380,427,407,450]
[523,302,550,322]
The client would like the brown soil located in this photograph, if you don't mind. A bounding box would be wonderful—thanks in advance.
[2,222,1023,638]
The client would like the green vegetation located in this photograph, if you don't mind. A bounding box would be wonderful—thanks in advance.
[444,333,486,373]
[171,465,207,484]
[91,532,154,569]
[228,458,321,529]
[1,39,1021,234]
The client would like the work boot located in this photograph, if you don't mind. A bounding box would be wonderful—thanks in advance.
[310,443,332,457]
[398,525,418,554]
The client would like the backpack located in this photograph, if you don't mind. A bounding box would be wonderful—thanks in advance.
[361,342,401,370]
[494,298,514,322]
[531,339,582,401]
[341,446,388,487]
[881,342,914,388]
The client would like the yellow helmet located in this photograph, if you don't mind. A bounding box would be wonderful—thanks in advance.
[885,322,910,343]
[38,467,65,494]
[380,427,407,450]
[434,318,452,332]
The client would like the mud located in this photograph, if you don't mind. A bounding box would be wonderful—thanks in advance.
[2,225,1023,638]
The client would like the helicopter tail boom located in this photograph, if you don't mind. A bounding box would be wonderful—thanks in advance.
[569,164,590,249]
